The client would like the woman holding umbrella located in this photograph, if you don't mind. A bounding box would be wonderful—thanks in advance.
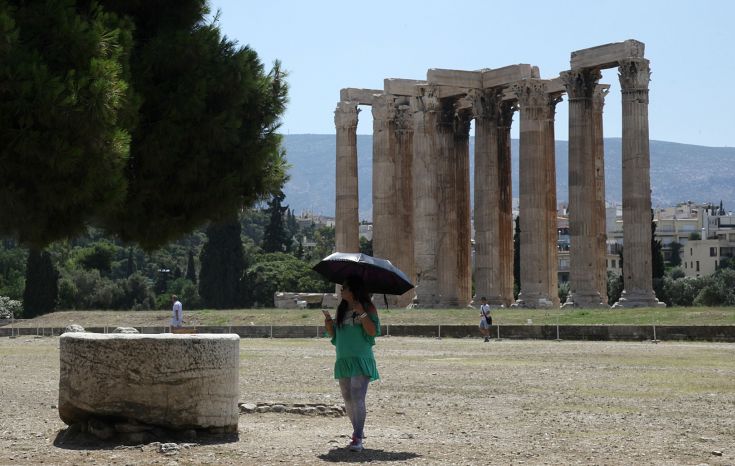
[323,276,380,453]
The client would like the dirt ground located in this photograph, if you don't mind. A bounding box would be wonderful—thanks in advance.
[1,335,733,465]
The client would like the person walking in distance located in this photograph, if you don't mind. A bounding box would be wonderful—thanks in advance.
[171,295,183,329]
[479,296,492,342]
[322,276,380,452]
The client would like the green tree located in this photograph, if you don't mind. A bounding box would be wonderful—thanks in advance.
[186,249,197,283]
[198,216,245,309]
[22,249,59,317]
[2,1,288,252]
[105,1,288,249]
[242,252,331,307]
[359,236,373,256]
[651,216,665,280]
[0,0,134,248]
[262,191,291,253]
[310,225,335,262]
[668,241,683,267]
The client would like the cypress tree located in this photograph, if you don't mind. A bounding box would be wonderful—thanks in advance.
[186,249,197,284]
[513,215,521,297]
[22,249,58,318]
[651,214,665,279]
[198,215,245,309]
[262,192,290,253]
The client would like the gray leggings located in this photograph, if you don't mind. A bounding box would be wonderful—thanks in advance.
[338,375,370,439]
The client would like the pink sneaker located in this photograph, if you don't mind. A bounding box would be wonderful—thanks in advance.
[347,435,363,452]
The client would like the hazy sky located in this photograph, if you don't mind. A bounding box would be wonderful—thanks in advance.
[210,0,734,147]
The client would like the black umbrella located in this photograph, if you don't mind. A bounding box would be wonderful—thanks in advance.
[312,252,414,295]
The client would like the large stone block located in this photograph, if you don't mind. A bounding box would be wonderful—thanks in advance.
[59,333,239,432]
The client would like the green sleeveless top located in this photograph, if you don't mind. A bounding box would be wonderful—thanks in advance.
[331,313,381,381]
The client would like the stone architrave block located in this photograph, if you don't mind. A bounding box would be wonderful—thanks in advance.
[58,333,240,432]
[570,39,645,70]
[339,88,382,105]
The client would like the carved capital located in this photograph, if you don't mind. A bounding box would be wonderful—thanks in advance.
[410,86,440,114]
[394,105,413,132]
[334,101,359,129]
[498,100,517,129]
[511,79,548,109]
[560,68,602,100]
[592,85,610,112]
[618,58,650,92]
[371,95,396,123]
[467,88,504,122]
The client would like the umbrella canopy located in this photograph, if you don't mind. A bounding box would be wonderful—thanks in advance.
[312,252,414,295]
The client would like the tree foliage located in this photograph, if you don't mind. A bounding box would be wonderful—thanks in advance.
[0,0,134,247]
[1,0,288,250]
[262,191,290,253]
[198,216,245,309]
[22,249,58,317]
[241,252,331,307]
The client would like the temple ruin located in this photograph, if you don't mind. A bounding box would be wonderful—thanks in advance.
[334,39,665,309]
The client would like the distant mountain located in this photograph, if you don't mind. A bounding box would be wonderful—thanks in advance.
[282,135,735,219]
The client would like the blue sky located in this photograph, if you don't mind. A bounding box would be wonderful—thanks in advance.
[210,0,734,147]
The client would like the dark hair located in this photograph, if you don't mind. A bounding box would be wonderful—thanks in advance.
[335,276,372,327]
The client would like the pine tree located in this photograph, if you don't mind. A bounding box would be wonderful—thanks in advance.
[1,1,288,250]
[103,1,288,249]
[0,0,134,248]
[198,215,245,309]
[262,192,290,253]
[22,249,58,318]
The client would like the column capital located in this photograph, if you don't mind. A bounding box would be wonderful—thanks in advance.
[410,86,440,114]
[371,94,396,123]
[334,101,359,129]
[511,79,549,109]
[592,84,610,112]
[560,68,602,100]
[467,88,501,121]
[618,58,651,92]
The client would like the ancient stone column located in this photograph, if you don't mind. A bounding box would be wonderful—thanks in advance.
[593,85,610,304]
[335,101,360,254]
[472,89,515,306]
[434,98,468,307]
[411,88,441,306]
[512,79,556,308]
[561,69,606,308]
[393,102,416,307]
[437,107,472,307]
[373,95,415,308]
[543,92,562,307]
[613,58,665,307]
[372,94,396,265]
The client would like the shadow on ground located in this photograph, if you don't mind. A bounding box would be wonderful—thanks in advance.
[53,426,239,451]
[318,447,420,462]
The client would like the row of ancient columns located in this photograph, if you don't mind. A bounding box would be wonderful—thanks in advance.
[334,43,663,308]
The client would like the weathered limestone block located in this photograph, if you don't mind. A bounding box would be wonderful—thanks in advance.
[112,326,139,334]
[273,292,326,309]
[64,324,85,333]
[59,333,239,432]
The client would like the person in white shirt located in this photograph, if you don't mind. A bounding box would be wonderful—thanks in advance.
[171,295,183,328]
[479,296,492,342]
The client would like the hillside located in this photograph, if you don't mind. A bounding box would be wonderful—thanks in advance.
[281,135,735,219]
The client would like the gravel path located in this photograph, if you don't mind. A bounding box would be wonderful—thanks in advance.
[1,336,733,465]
